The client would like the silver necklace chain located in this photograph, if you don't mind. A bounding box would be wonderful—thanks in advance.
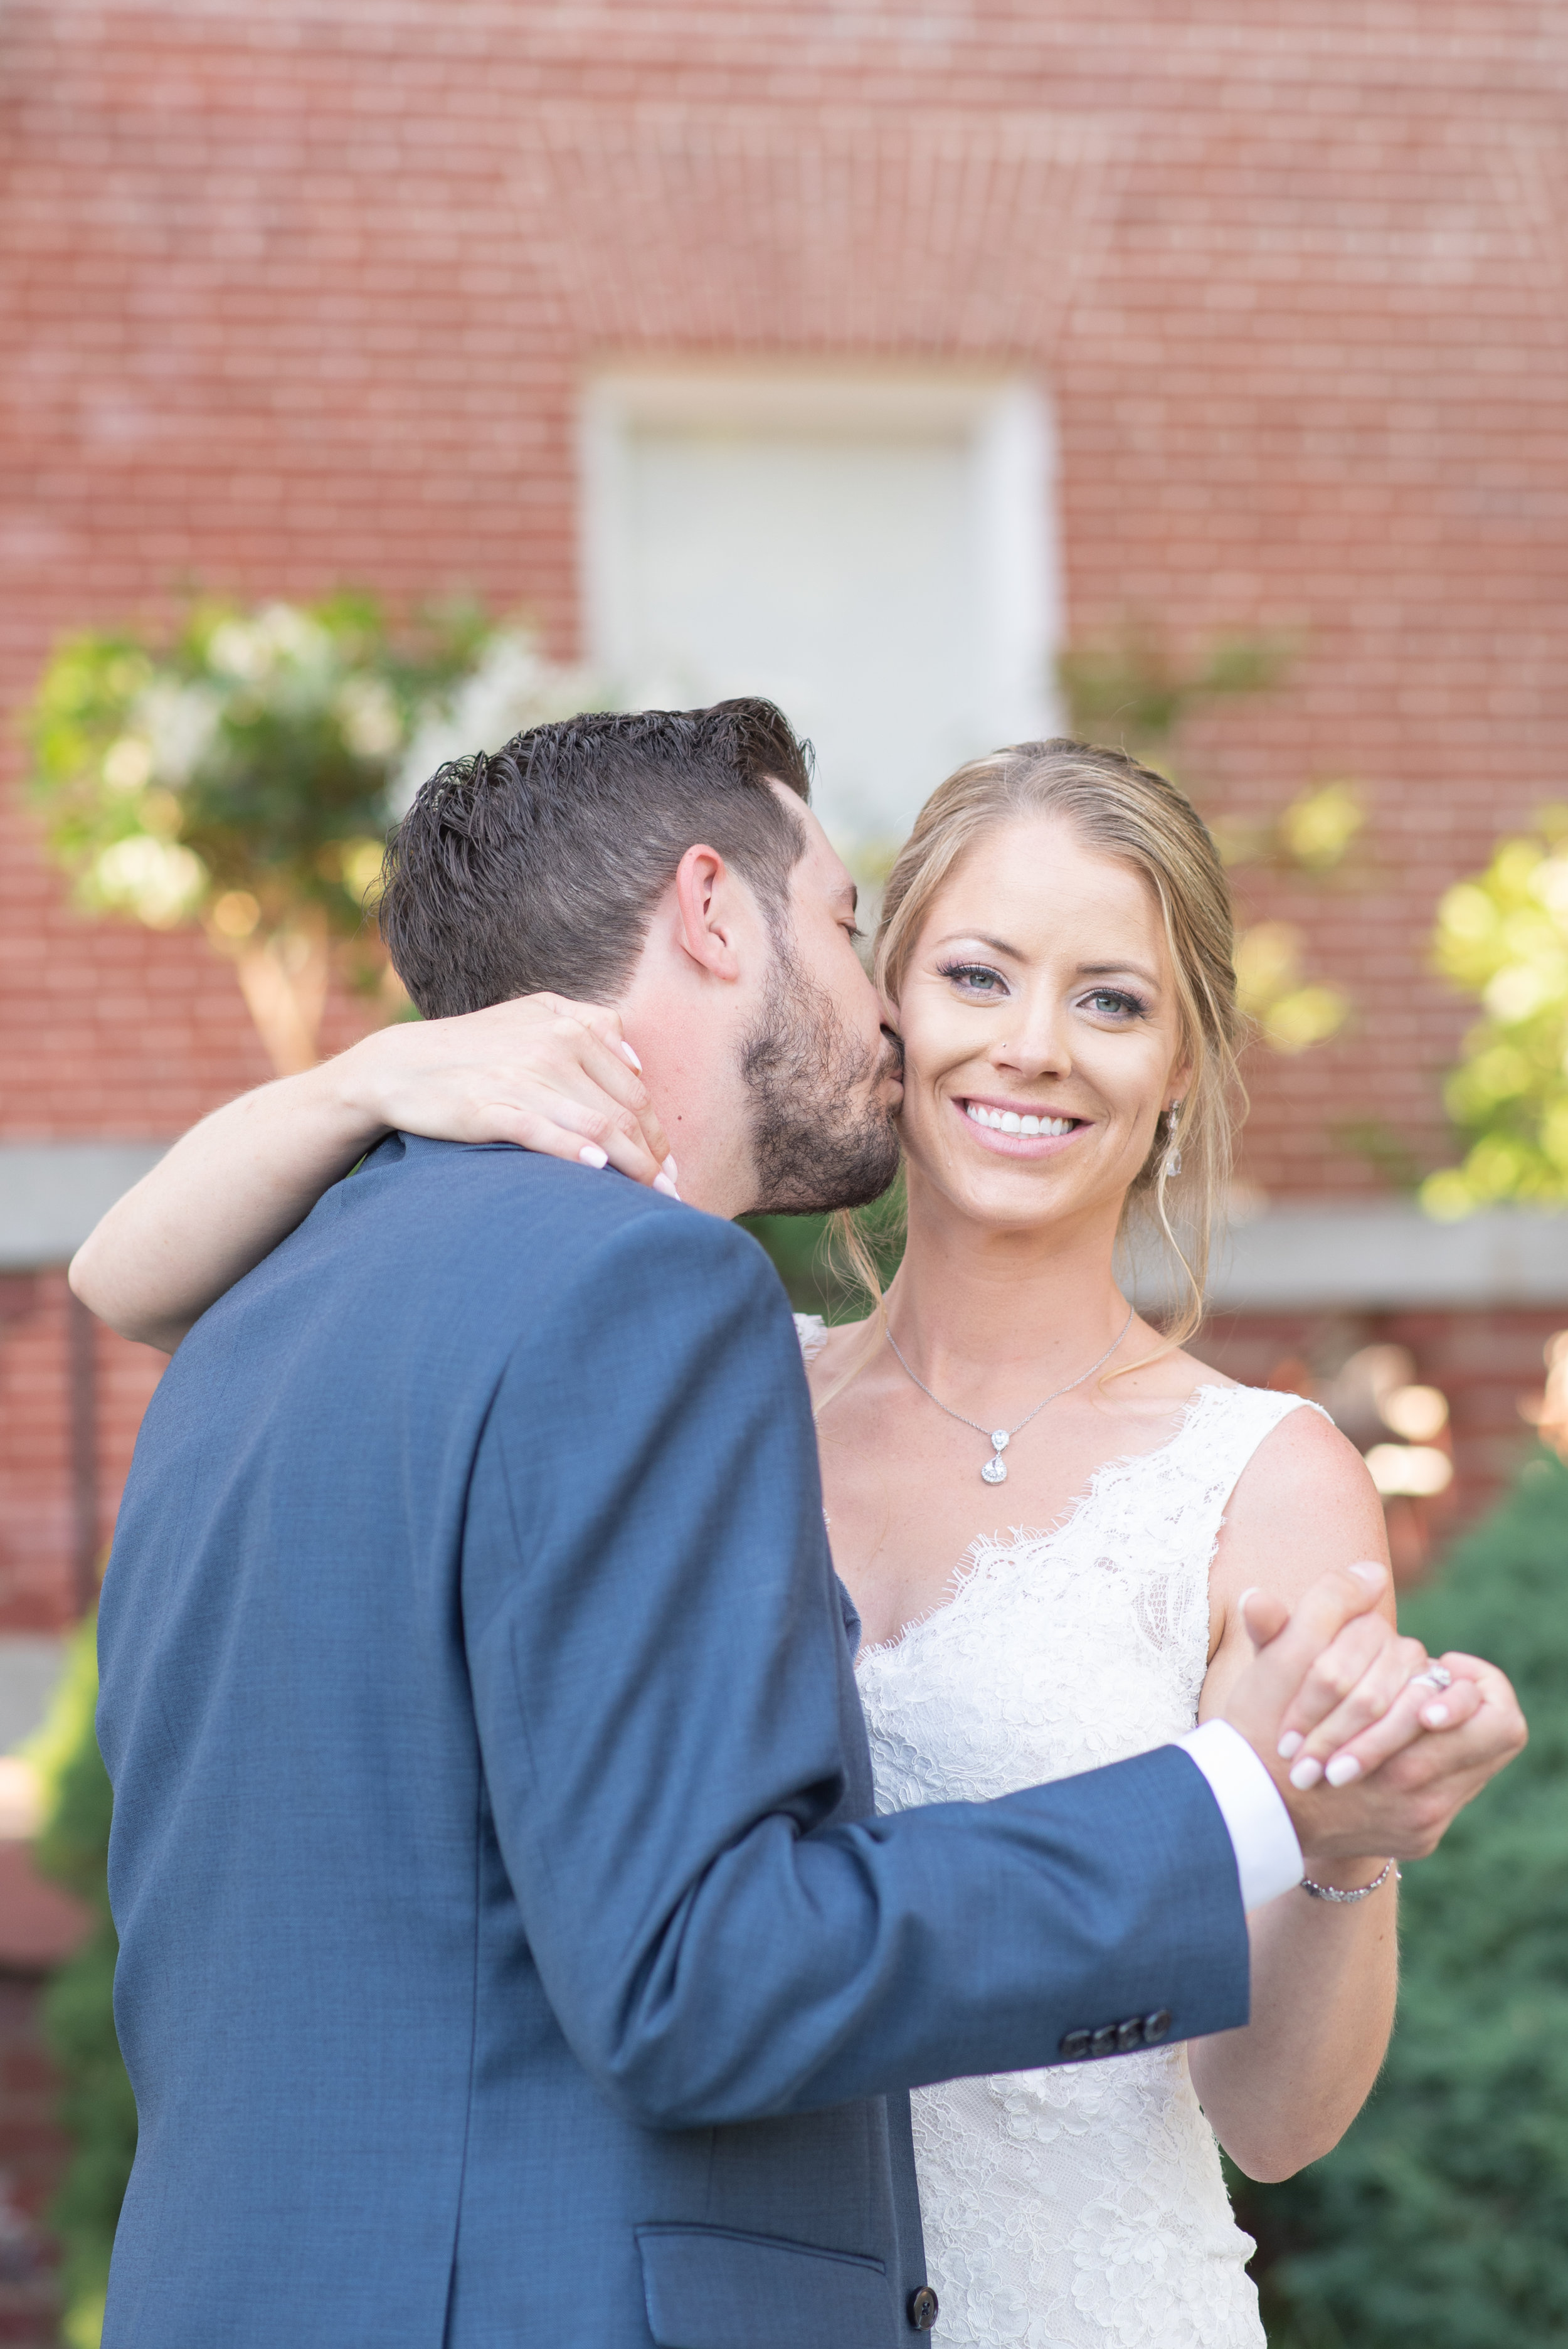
[885,1300,1138,1485]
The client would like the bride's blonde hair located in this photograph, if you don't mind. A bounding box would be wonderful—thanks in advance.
[829,738,1244,1369]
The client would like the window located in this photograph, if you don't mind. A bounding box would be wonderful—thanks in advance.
[581,368,1061,864]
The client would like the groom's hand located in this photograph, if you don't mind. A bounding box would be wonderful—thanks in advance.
[1221,1564,1527,1864]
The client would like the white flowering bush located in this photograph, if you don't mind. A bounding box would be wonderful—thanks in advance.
[1422,810,1568,1216]
[27,597,600,1072]
[391,628,596,816]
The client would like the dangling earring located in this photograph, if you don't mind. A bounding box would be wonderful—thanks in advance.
[1163,1101,1184,1180]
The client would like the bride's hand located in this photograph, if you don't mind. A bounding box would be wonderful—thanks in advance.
[338,996,677,1194]
[1222,1566,1524,1862]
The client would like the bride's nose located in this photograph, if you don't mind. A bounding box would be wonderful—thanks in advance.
[989,999,1071,1082]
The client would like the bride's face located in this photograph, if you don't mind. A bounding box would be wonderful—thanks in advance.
[890,814,1190,1235]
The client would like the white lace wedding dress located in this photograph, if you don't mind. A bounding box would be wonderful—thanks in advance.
[798,1317,1312,2349]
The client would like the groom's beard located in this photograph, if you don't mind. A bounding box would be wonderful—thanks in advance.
[740,941,903,1216]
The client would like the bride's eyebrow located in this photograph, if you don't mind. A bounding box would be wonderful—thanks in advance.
[933,931,1022,958]
[1078,960,1162,989]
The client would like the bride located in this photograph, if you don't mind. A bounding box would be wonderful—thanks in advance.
[78,736,1429,2346]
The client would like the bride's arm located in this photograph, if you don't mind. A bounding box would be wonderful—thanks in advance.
[1190,1407,1407,2182]
[69,996,674,1353]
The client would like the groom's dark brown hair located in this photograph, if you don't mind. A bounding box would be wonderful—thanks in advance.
[379,699,813,1019]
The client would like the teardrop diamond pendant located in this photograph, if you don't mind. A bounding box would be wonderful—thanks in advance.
[884,1303,1135,1494]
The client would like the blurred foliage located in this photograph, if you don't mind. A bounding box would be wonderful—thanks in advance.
[1058,624,1296,767]
[1059,625,1360,1062]
[1278,782,1366,875]
[1242,1449,1568,2347]
[24,596,595,1073]
[744,1178,908,1325]
[23,1617,131,2349]
[1234,923,1351,1056]
[1421,810,1568,1217]
[1328,1118,1427,1194]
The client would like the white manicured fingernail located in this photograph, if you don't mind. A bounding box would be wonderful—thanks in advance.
[620,1041,643,1071]
[578,1143,608,1169]
[1349,1562,1385,1588]
[654,1172,680,1199]
[1421,1702,1450,1729]
[1277,1731,1304,1760]
[1325,1754,1362,1787]
[663,1155,679,1181]
[1290,1756,1324,1790]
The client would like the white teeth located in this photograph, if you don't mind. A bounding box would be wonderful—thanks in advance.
[967,1103,1077,1137]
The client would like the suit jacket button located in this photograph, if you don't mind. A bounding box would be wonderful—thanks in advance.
[1143,2008,1173,2045]
[1089,2025,1118,2059]
[1116,2017,1145,2052]
[908,2285,939,2330]
[1059,2028,1091,2061]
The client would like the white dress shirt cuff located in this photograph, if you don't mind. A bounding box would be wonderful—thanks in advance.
[1175,1719,1303,1912]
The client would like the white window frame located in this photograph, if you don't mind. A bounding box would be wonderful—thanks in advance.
[579,364,1062,848]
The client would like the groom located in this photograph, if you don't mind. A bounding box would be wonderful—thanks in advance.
[97,701,1520,2347]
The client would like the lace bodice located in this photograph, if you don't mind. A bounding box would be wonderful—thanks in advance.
[796,1316,1311,2348]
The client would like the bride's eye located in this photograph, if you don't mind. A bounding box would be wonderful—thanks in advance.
[1081,987,1148,1021]
[938,960,1009,999]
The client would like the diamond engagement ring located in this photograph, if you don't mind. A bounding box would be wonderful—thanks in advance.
[1409,1663,1453,1692]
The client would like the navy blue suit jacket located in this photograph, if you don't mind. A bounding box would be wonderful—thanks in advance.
[97,1138,1249,2347]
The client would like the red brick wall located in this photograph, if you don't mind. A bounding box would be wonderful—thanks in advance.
[0,1278,163,1633]
[2,0,1565,1625]
[3,0,1564,1177]
[0,1973,64,2349]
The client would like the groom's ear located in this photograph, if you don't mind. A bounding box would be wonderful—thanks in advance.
[672,842,747,983]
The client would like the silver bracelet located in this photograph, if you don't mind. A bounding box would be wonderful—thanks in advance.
[1300,1858,1401,1903]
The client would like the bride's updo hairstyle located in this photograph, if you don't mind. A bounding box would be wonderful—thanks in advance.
[875,738,1245,1351]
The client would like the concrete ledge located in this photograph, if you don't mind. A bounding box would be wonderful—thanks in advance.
[4,1143,1568,1314]
[1211,1203,1568,1312]
[0,1143,169,1271]
[1122,1201,1568,1315]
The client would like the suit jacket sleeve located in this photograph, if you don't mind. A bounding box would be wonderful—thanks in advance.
[461,1201,1249,2130]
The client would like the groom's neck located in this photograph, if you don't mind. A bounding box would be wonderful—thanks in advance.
[615,973,756,1224]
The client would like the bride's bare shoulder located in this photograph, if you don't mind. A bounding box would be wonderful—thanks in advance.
[1215,1397,1389,1601]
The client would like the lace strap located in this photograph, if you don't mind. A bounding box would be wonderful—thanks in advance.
[1170,1385,1328,1553]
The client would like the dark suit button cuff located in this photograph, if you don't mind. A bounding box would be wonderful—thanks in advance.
[1142,2008,1173,2045]
[908,2285,939,2330]
[1058,2028,1091,2062]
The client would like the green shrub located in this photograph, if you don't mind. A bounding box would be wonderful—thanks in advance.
[1243,1448,1568,2347]
[25,1618,133,2349]
[744,1180,908,1324]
